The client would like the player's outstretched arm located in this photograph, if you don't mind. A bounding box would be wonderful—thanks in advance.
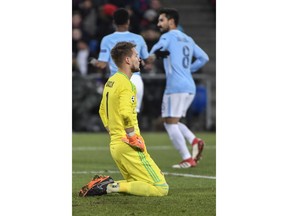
[154,47,170,59]
[88,57,107,69]
[144,47,170,69]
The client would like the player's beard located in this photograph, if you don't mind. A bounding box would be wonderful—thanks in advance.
[131,64,140,73]
[159,25,169,33]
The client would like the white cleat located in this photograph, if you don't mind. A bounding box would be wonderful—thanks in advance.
[172,157,196,168]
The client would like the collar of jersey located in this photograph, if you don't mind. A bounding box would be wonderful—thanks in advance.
[114,31,130,34]
[117,71,130,80]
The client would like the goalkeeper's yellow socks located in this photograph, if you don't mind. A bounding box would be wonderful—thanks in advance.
[107,181,169,196]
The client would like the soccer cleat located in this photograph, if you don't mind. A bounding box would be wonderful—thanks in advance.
[191,138,205,162]
[172,157,197,168]
[79,175,114,197]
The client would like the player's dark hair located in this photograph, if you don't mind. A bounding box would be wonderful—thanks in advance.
[113,8,130,25]
[111,42,136,67]
[159,8,179,26]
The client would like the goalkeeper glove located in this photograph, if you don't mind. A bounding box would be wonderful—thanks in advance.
[122,134,146,152]
[154,47,170,59]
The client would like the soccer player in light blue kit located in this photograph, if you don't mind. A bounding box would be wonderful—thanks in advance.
[149,8,209,168]
[90,8,153,113]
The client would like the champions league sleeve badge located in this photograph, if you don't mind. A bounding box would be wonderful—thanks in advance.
[131,96,135,103]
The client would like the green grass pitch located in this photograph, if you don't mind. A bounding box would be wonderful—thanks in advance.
[72,132,216,216]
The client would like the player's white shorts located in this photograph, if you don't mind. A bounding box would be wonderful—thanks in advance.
[130,74,144,113]
[161,93,195,118]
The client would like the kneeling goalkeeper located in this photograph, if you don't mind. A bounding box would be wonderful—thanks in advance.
[79,42,169,197]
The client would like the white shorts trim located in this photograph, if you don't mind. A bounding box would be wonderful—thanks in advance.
[130,74,144,113]
[161,93,195,118]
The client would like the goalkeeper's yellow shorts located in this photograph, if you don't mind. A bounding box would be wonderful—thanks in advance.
[110,139,168,187]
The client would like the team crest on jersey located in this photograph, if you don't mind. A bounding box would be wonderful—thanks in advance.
[131,96,135,103]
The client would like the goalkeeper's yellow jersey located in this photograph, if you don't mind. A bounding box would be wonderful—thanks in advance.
[99,72,140,142]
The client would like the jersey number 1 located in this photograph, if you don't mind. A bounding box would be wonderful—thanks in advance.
[106,92,109,120]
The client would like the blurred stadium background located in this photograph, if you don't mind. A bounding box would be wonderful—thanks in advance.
[72,0,216,132]
[72,1,216,214]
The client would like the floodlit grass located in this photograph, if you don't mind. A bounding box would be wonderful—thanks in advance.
[73,132,216,216]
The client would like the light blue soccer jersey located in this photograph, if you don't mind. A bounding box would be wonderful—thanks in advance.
[98,31,149,76]
[149,29,209,94]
